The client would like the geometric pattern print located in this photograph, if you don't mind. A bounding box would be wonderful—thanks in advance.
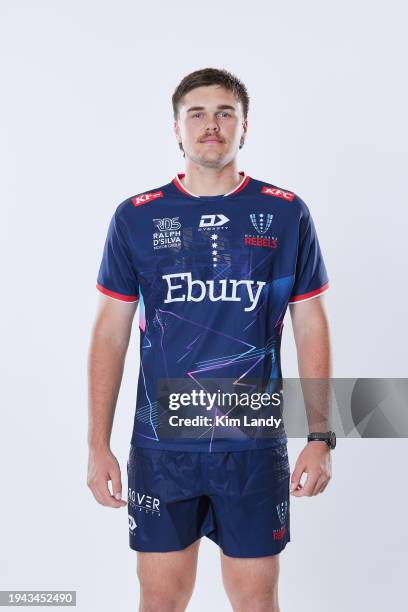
[276,500,288,525]
[250,212,273,234]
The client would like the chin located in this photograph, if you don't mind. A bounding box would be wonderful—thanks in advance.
[202,150,225,160]
[202,157,225,167]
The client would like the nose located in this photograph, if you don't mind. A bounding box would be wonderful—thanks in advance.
[204,119,220,132]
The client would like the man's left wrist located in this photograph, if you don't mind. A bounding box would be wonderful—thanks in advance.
[307,430,336,449]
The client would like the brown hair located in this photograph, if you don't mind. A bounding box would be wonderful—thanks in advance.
[172,67,250,120]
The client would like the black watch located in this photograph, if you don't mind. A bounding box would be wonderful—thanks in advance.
[307,431,336,449]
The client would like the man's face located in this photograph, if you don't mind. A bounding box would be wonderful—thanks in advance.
[174,85,247,168]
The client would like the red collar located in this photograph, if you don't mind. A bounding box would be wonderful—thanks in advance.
[173,171,250,198]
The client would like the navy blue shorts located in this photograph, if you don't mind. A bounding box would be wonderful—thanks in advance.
[126,443,291,558]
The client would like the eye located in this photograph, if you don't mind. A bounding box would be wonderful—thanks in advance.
[218,111,231,118]
[193,112,203,118]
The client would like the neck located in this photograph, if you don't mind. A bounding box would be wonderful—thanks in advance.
[180,161,243,197]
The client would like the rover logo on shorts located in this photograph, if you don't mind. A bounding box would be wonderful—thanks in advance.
[131,190,164,207]
[261,186,295,201]
[128,515,137,531]
[128,488,161,516]
[152,217,182,250]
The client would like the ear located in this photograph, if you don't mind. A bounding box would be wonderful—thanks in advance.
[242,117,248,135]
[173,119,180,139]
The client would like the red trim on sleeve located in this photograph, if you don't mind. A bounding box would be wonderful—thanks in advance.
[96,283,139,302]
[289,282,329,304]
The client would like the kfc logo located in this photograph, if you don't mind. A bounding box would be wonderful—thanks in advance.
[131,191,164,207]
[261,186,295,202]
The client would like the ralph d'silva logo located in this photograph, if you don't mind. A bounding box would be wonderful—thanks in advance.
[152,217,182,251]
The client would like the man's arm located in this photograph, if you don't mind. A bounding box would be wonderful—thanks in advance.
[87,294,138,508]
[288,295,332,497]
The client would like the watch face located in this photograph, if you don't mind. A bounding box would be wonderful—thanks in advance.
[329,431,336,448]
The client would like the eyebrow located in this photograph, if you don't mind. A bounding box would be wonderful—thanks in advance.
[186,104,236,113]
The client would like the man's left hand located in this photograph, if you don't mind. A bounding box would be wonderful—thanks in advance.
[290,441,332,496]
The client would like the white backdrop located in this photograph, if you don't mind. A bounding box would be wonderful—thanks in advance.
[1,1,407,610]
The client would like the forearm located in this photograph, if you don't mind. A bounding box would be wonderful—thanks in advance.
[87,332,128,451]
[295,319,332,433]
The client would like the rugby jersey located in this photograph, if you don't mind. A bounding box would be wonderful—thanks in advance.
[96,171,329,452]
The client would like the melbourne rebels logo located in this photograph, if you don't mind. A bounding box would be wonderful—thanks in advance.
[245,212,278,249]
[152,217,182,251]
[250,212,273,234]
[276,500,288,525]
[273,500,288,541]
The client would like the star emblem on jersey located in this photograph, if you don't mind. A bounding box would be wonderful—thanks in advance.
[197,219,230,265]
[211,233,218,266]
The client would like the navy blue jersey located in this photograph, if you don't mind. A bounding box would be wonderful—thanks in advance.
[96,171,329,452]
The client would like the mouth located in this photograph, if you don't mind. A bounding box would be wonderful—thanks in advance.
[200,139,223,144]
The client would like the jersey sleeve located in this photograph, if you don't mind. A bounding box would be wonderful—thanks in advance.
[96,209,139,302]
[288,205,329,304]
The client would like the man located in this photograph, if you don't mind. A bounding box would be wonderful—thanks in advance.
[87,67,333,612]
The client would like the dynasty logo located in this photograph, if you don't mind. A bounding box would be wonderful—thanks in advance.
[128,515,137,532]
[198,213,229,230]
[152,217,182,250]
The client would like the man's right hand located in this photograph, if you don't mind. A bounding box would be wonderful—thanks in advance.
[87,448,127,508]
